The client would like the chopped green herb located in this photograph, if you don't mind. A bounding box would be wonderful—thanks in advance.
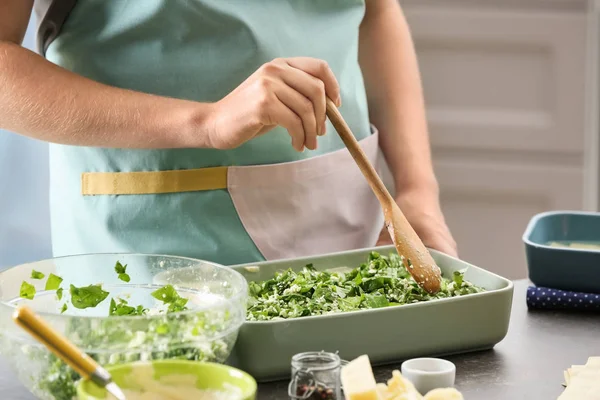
[38,357,77,400]
[69,284,109,309]
[20,263,225,400]
[151,284,178,302]
[31,270,45,280]
[156,323,170,335]
[246,251,485,321]
[453,269,465,287]
[365,292,389,308]
[114,261,131,283]
[45,273,63,291]
[151,284,189,313]
[20,281,36,300]
[109,298,147,317]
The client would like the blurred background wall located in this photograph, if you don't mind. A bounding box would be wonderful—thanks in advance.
[401,0,594,278]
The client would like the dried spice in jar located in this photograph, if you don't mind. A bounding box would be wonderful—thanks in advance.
[295,383,336,400]
[288,352,342,400]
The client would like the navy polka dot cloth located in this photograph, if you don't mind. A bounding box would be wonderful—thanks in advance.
[527,286,600,311]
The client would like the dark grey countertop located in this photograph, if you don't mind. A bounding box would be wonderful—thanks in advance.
[258,280,600,399]
[2,280,599,399]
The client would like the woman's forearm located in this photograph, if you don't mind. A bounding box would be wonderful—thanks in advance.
[0,41,213,148]
[359,0,438,193]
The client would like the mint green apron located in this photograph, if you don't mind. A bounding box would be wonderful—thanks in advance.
[38,0,382,266]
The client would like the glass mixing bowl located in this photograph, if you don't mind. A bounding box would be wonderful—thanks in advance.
[0,253,248,400]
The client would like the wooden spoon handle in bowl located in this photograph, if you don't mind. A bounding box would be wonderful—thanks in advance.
[13,306,99,379]
[13,306,127,400]
[325,98,442,293]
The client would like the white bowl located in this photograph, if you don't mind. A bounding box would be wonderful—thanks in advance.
[401,358,456,395]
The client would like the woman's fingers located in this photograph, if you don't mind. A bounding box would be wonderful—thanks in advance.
[265,92,306,152]
[240,57,341,151]
[277,57,339,144]
[280,65,326,140]
[274,83,318,150]
[285,57,341,107]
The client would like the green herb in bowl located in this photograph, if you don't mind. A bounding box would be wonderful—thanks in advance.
[0,254,247,400]
[246,251,484,321]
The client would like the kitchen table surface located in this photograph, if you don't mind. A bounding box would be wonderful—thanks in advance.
[1,280,599,400]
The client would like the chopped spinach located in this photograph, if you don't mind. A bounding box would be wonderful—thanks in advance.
[45,274,63,291]
[31,310,232,399]
[109,298,147,317]
[69,284,109,310]
[31,270,45,280]
[19,281,36,300]
[247,251,485,321]
[38,357,78,400]
[151,284,189,313]
[114,261,131,283]
[453,269,465,287]
[22,262,230,400]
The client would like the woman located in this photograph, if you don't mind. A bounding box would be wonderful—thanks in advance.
[0,0,457,265]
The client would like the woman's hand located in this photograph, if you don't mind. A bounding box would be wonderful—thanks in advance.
[207,57,341,152]
[376,185,458,258]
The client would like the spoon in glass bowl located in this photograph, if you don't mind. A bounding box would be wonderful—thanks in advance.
[13,305,126,400]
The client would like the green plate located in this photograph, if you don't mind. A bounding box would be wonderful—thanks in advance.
[77,360,257,400]
[228,245,514,382]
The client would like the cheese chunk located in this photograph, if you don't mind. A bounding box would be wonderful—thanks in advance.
[424,388,464,400]
[342,355,382,400]
[376,371,422,400]
[564,365,586,386]
[377,383,391,398]
[558,382,600,400]
[343,356,464,400]
[387,371,422,399]
[585,357,600,368]
[559,357,600,400]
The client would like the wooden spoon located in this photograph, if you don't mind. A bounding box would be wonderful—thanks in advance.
[13,306,126,400]
[325,98,442,293]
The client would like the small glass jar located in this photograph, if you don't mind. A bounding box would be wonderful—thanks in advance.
[288,351,342,400]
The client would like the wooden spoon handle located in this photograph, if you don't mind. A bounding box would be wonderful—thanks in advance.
[13,306,98,378]
[325,99,393,206]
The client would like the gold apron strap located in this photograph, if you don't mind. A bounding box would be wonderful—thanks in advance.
[81,167,228,196]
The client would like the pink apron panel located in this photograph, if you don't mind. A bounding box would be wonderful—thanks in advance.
[228,127,384,261]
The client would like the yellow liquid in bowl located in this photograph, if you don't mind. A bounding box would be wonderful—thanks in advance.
[107,366,242,400]
[546,240,600,250]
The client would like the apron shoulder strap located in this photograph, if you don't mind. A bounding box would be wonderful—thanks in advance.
[33,0,78,56]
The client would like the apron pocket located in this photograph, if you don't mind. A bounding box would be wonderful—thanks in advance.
[227,126,384,261]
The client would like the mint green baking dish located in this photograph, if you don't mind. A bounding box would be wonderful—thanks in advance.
[228,245,513,382]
